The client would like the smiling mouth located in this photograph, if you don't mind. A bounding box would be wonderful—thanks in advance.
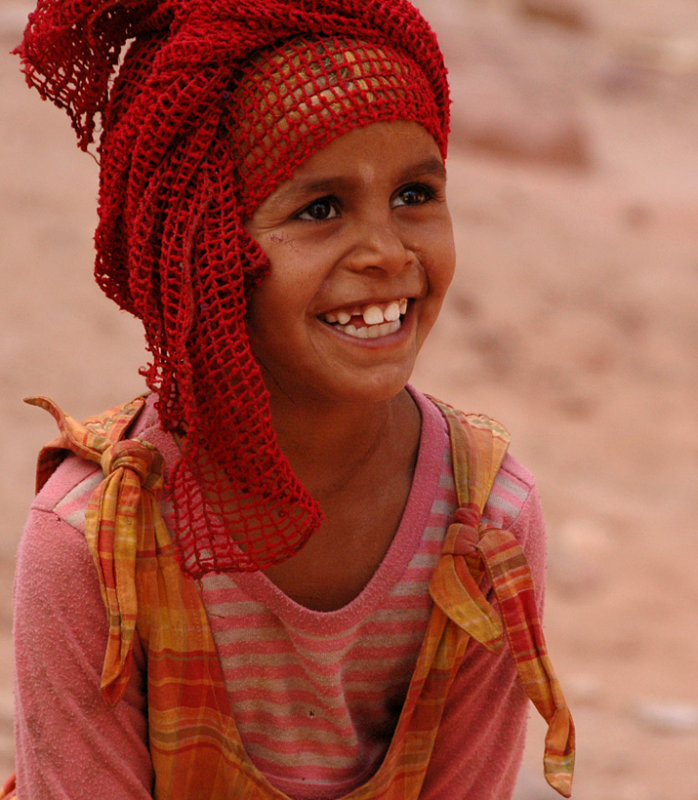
[319,299,409,340]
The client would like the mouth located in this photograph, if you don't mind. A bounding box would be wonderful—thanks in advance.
[318,298,409,340]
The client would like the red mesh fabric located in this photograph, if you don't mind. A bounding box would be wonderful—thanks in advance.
[15,0,450,576]
[231,36,446,214]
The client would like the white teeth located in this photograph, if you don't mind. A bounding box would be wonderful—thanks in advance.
[342,320,401,339]
[384,301,401,322]
[321,298,408,331]
[362,305,385,325]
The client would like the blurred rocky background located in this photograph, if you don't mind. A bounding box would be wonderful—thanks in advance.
[1,0,697,797]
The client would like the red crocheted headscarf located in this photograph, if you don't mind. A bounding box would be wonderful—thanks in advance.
[16,0,450,576]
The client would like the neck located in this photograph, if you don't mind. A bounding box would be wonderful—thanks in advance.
[269,388,420,501]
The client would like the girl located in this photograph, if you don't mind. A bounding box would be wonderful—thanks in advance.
[9,1,574,798]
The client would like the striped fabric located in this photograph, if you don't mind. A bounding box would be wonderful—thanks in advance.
[2,395,574,800]
[196,438,457,796]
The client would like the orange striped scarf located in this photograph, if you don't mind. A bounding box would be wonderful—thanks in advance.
[3,395,574,799]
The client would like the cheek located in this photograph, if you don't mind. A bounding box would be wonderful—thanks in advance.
[247,235,330,329]
[425,222,456,296]
[439,235,456,287]
[245,272,284,350]
[414,228,455,345]
[245,267,312,357]
[439,214,456,281]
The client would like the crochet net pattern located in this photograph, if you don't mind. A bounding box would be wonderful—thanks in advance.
[15,0,450,576]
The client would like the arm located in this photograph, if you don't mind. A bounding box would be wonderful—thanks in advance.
[14,508,154,799]
[419,479,547,800]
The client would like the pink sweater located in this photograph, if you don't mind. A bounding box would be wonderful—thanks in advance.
[13,389,546,799]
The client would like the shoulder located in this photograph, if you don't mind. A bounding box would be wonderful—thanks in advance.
[32,455,102,535]
[16,398,159,685]
[412,388,546,576]
[411,387,540,528]
[20,455,105,607]
[30,393,172,536]
[484,451,539,531]
[486,451,546,606]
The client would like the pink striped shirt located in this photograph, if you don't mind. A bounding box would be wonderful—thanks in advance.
[13,388,545,800]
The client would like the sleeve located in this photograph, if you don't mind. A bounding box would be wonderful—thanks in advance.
[13,507,154,799]
[419,480,547,800]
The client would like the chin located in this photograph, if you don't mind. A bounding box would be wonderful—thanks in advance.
[331,366,415,408]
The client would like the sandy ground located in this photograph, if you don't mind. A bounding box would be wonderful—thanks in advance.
[1,0,697,797]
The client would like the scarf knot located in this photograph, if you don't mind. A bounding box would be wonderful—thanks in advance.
[429,504,505,653]
[100,438,165,491]
[444,523,479,557]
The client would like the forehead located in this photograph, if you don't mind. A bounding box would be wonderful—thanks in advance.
[294,121,442,176]
[255,121,444,211]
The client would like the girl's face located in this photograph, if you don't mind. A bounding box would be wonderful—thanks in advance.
[245,121,455,409]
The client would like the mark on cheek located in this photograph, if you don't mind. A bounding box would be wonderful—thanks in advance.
[270,232,300,252]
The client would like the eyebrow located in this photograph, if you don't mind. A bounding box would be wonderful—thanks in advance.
[398,156,447,184]
[270,155,447,206]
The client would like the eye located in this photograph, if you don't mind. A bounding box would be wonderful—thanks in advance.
[393,183,435,208]
[297,197,340,221]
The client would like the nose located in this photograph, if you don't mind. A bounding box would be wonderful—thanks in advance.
[342,215,414,276]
